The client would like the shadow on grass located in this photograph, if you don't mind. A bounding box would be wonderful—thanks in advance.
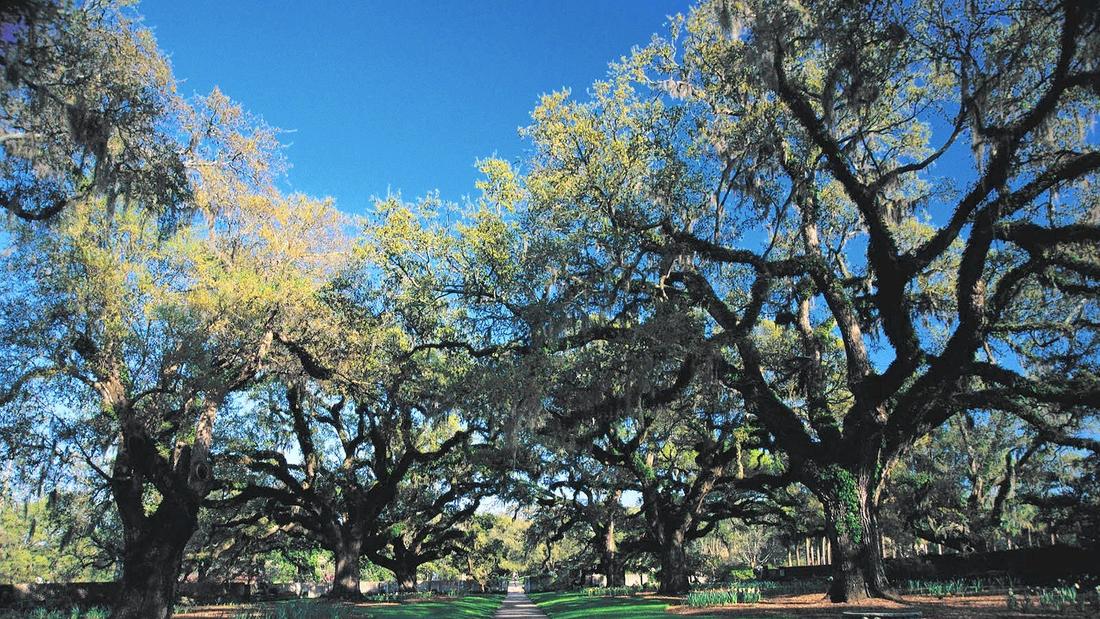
[528,592,743,619]
[177,594,503,619]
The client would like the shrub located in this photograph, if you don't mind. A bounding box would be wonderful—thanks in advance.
[581,585,640,597]
[728,566,756,582]
[685,587,762,607]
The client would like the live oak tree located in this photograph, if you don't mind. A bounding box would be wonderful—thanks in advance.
[1027,450,1100,549]
[1,3,338,614]
[218,380,476,599]
[460,513,530,592]
[515,440,632,588]
[513,0,1100,602]
[366,445,494,592]
[579,404,772,595]
[0,188,344,617]
[215,202,500,599]
[522,304,774,594]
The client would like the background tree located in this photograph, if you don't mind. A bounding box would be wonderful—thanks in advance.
[366,444,494,592]
[885,411,1056,553]
[215,201,501,598]
[0,0,278,223]
[460,513,530,592]
[514,440,633,588]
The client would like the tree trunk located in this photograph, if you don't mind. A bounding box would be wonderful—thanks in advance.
[818,465,891,603]
[329,535,363,599]
[657,529,689,595]
[108,425,204,619]
[600,552,625,588]
[110,509,196,619]
[599,520,625,587]
[395,564,418,593]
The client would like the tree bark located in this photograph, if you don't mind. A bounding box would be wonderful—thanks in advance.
[108,426,204,619]
[816,464,891,603]
[657,529,689,595]
[598,519,625,587]
[395,564,418,593]
[329,535,363,599]
[110,507,197,619]
[600,552,625,588]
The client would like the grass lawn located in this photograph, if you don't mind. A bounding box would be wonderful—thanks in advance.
[528,591,730,619]
[356,595,503,618]
[531,589,1087,619]
[174,594,504,618]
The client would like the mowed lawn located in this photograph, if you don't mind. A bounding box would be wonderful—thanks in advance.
[175,594,504,618]
[528,592,729,619]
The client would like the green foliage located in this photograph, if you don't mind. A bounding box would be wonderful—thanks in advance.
[581,585,639,597]
[684,587,762,607]
[813,465,863,544]
[1006,585,1095,614]
[0,609,108,619]
[745,579,829,596]
[0,494,110,583]
[901,576,1015,597]
[727,567,755,582]
[459,514,531,587]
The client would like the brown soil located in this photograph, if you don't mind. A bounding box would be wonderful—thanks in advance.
[665,592,1095,618]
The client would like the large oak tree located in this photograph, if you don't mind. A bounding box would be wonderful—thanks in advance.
[511,0,1100,602]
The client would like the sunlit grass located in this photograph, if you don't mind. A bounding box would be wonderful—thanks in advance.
[358,594,503,618]
[528,591,723,619]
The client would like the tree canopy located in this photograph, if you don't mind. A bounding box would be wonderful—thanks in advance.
[0,0,1097,616]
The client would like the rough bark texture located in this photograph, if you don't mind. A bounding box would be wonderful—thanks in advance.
[815,463,891,603]
[110,509,196,619]
[395,565,418,593]
[108,421,209,619]
[329,536,363,599]
[600,552,625,588]
[657,529,689,595]
[598,519,625,587]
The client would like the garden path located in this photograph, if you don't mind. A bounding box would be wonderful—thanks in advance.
[493,583,549,618]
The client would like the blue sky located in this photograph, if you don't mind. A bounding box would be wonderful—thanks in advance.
[138,1,688,215]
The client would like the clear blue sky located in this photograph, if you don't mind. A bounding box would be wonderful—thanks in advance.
[137,1,689,215]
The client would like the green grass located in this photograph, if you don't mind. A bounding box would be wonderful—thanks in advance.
[0,609,108,619]
[529,592,677,619]
[529,591,795,619]
[3,596,504,619]
[358,594,503,618]
[195,595,504,619]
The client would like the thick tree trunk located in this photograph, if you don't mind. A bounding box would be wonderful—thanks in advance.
[600,552,625,588]
[110,508,196,619]
[330,536,363,599]
[599,520,625,587]
[109,426,203,619]
[395,564,418,593]
[818,465,891,603]
[657,529,689,595]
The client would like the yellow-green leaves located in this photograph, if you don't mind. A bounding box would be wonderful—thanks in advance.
[475,158,524,213]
